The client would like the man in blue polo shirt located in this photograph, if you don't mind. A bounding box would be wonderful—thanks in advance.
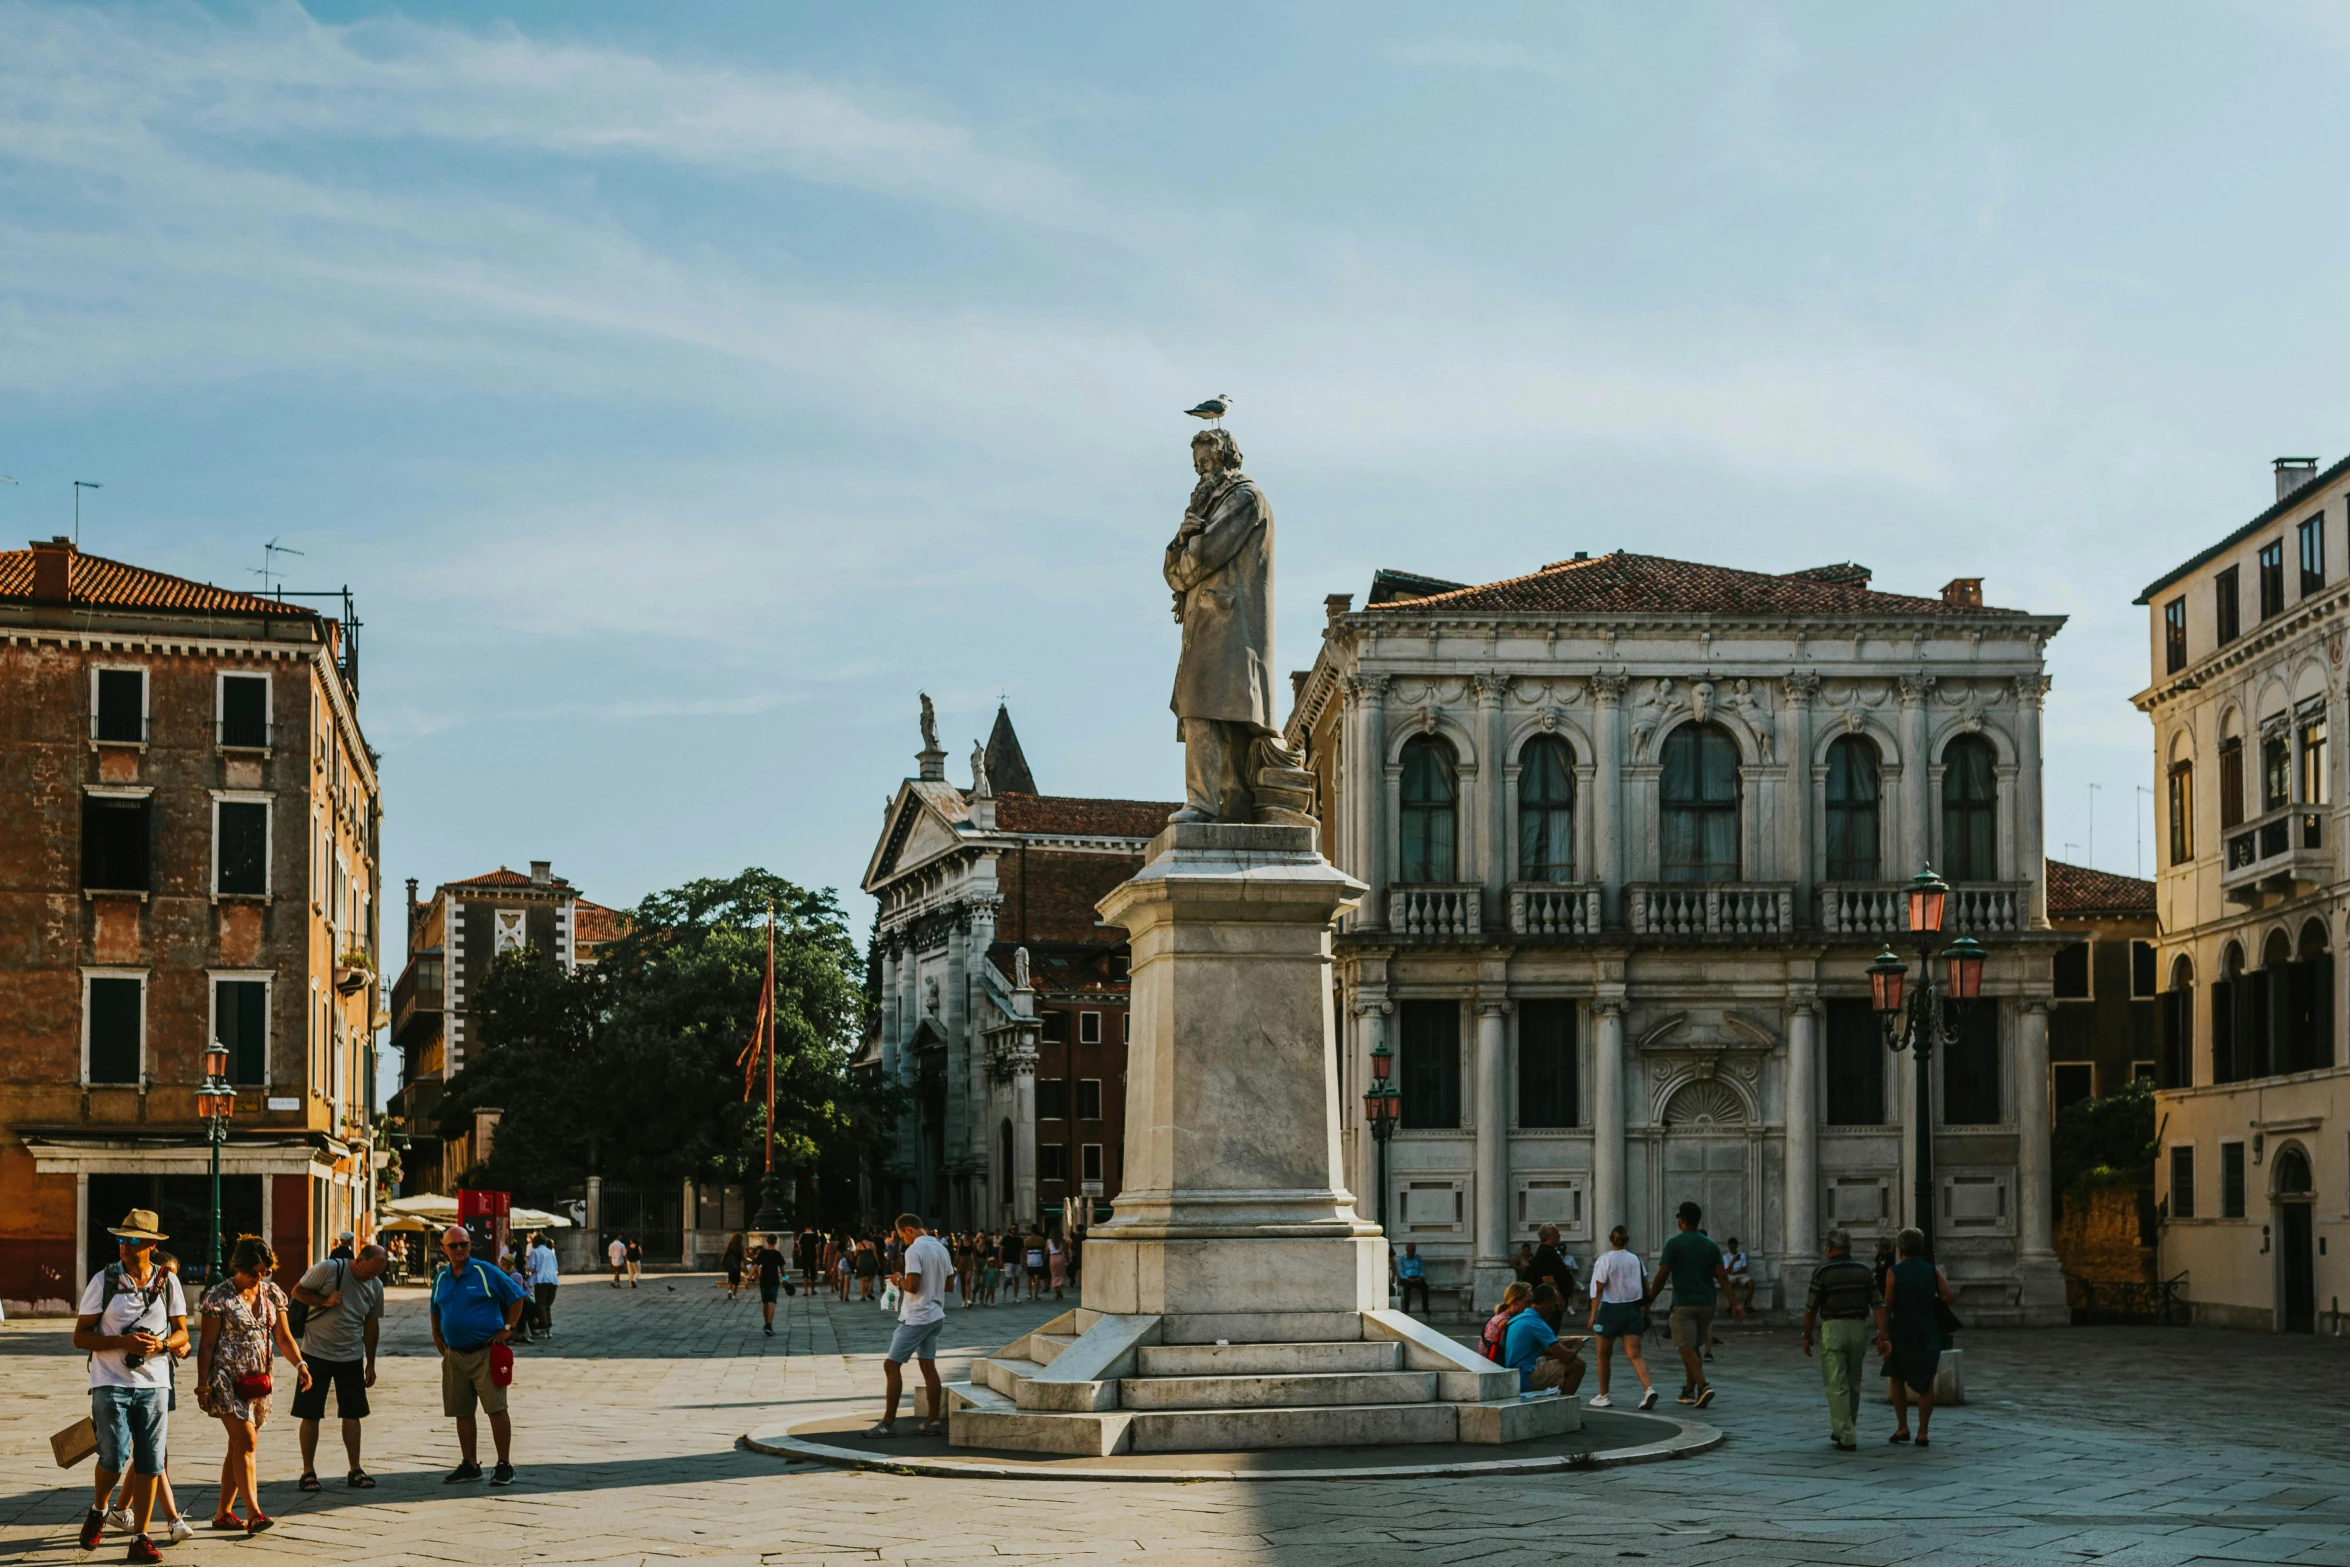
[428,1226,529,1486]
[1502,1284,1586,1396]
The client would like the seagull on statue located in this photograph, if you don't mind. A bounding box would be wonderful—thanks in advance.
[1185,394,1232,424]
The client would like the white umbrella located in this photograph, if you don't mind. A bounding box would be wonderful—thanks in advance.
[383,1194,460,1218]
[510,1206,572,1229]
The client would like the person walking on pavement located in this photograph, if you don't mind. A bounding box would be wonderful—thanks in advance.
[1879,1226,1958,1447]
[1648,1200,1743,1409]
[723,1233,746,1299]
[526,1232,560,1337]
[102,1250,195,1549]
[625,1237,643,1287]
[607,1235,627,1288]
[756,1234,788,1336]
[869,1214,952,1438]
[72,1209,189,1563]
[1583,1225,1657,1410]
[428,1225,529,1486]
[196,1236,310,1537]
[288,1243,387,1492]
[1801,1228,1875,1452]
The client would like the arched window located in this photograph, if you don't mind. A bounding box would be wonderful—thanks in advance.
[1398,735,1458,883]
[1824,735,1882,881]
[2214,941,2246,1085]
[1517,736,1576,882]
[2167,760,2194,866]
[1940,735,1998,880]
[1660,723,1741,883]
[2283,921,2333,1076]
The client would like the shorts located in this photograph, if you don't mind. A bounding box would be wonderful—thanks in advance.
[759,1281,780,1305]
[440,1345,508,1418]
[886,1317,944,1364]
[289,1356,370,1421]
[91,1386,168,1476]
[1669,1306,1714,1348]
[1525,1355,1570,1392]
[1594,1301,1646,1339]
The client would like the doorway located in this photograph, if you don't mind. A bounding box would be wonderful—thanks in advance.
[1660,1079,1749,1296]
[2276,1146,2316,1333]
[87,1173,264,1289]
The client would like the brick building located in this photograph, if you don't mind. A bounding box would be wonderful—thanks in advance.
[0,538,381,1302]
[861,703,1174,1232]
[388,861,622,1194]
[2043,858,2160,1113]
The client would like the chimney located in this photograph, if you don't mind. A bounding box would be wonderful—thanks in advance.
[2277,457,2320,502]
[30,537,72,602]
[1323,592,1353,623]
[529,860,551,886]
[405,877,420,946]
[1940,578,1983,608]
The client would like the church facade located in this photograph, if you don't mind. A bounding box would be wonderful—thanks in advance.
[862,704,1176,1232]
[1285,552,2070,1322]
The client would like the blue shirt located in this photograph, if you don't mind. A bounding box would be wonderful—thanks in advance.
[1395,1252,1425,1280]
[431,1259,527,1350]
[1502,1309,1559,1392]
[526,1245,559,1286]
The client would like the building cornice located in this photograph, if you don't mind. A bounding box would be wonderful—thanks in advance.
[2132,578,2350,715]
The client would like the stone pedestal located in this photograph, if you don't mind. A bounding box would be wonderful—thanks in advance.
[1081,823,1386,1331]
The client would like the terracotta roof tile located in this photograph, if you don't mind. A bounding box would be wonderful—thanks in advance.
[445,867,572,891]
[1362,551,2030,619]
[2045,859,2155,916]
[991,792,1178,840]
[572,899,632,945]
[0,543,316,618]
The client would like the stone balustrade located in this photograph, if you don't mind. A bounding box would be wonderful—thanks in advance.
[1817,881,2031,936]
[1388,883,1482,938]
[1625,882,1795,937]
[1506,882,1602,937]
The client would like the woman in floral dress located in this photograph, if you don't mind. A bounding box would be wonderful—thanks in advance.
[195,1237,309,1535]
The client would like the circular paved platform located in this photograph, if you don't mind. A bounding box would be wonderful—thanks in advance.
[742,1405,1722,1481]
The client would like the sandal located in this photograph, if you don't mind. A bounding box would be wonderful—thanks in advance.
[347,1469,376,1489]
[1915,1435,1931,1448]
[1889,1431,1912,1444]
[862,1422,899,1439]
[246,1515,275,1535]
[298,1472,322,1493]
[210,1515,247,1531]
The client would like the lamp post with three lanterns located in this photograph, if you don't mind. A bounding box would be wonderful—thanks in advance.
[196,1043,238,1284]
[1361,1032,1403,1230]
[1866,866,1987,1264]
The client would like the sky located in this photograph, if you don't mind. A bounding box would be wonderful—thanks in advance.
[9,0,2350,959]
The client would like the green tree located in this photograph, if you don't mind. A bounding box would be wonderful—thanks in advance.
[439,867,890,1207]
[2051,1075,2157,1201]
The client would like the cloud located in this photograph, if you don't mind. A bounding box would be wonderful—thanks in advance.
[1381,33,1575,80]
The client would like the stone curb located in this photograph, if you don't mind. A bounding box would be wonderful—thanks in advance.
[738,1412,1723,1481]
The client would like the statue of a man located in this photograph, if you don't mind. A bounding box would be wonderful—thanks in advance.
[1165,427,1280,823]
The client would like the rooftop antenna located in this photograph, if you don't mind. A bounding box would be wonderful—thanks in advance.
[73,480,101,546]
[251,537,306,594]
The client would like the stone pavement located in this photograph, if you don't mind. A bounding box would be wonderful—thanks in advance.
[5,1272,2349,1566]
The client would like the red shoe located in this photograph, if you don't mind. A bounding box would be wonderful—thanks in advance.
[126,1537,163,1565]
[80,1508,106,1549]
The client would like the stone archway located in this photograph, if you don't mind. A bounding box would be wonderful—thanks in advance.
[1662,1079,1749,1251]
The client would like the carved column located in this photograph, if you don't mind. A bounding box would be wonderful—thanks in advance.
[1592,997,1626,1239]
[2015,999,2054,1257]
[1899,674,1935,875]
[967,894,1002,1203]
[1784,998,1819,1271]
[944,906,970,1227]
[1008,1032,1039,1228]
[1593,674,1628,927]
[878,934,901,1082]
[1473,997,1512,1304]
[2015,675,2050,927]
[1785,673,1820,915]
[1477,674,1511,914]
[1358,676,1391,929]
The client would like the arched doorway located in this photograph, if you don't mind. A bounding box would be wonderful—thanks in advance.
[2276,1146,2316,1333]
[1661,1079,1749,1258]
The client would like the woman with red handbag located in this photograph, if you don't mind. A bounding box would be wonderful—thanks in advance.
[196,1236,310,1535]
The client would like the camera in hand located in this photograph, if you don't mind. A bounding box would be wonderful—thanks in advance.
[121,1349,147,1370]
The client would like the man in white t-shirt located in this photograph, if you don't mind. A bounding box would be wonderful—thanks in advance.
[869,1214,952,1438]
[606,1236,627,1288]
[71,1209,189,1561]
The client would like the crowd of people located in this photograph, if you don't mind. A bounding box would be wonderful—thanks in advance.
[716,1223,1080,1336]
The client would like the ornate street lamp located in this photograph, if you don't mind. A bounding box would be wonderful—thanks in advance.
[1361,1034,1402,1230]
[1869,865,1987,1263]
[197,1043,237,1284]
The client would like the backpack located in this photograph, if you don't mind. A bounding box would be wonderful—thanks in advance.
[1478,1313,1509,1365]
[287,1258,346,1342]
[87,1263,169,1372]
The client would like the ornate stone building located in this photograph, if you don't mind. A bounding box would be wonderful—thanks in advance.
[862,704,1174,1231]
[2139,456,2350,1332]
[1286,550,2069,1322]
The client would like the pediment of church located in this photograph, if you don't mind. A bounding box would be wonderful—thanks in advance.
[864,780,979,891]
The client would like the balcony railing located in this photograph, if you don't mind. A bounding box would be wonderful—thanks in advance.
[1508,882,1602,937]
[1389,883,1482,938]
[1818,881,2030,936]
[2222,805,2329,902]
[1627,882,1795,937]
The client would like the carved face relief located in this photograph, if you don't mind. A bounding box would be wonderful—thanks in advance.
[1841,709,1865,736]
[1689,681,1715,724]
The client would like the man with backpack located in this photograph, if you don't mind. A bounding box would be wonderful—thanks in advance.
[71,1209,188,1564]
[288,1244,388,1491]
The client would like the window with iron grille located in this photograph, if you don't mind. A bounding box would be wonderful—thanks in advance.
[1515,999,1578,1128]
[81,797,150,892]
[1825,998,1885,1126]
[215,801,270,896]
[1399,999,1461,1129]
[2168,1145,2195,1219]
[219,675,270,749]
[94,668,145,744]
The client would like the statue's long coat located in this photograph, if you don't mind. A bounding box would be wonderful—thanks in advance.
[1165,470,1277,731]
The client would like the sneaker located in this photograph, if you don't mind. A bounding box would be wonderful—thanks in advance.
[443,1460,484,1484]
[126,1537,163,1565]
[763,1324,774,1337]
[81,1509,107,1550]
[167,1519,196,1544]
[1586,1393,1613,1409]
[489,1462,515,1487]
[1639,1388,1659,1411]
[1676,1388,1697,1405]
[106,1506,133,1532]
[1694,1384,1716,1409]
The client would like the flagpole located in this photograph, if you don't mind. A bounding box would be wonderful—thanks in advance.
[752,898,789,1233]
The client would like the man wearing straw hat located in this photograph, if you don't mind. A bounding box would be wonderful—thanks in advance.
[71,1209,188,1563]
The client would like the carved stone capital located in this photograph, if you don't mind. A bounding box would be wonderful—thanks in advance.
[1898,672,1937,707]
[1473,672,1511,708]
[2013,673,2051,710]
[1591,671,1631,707]
[1476,997,1513,1017]
[1783,670,1822,706]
